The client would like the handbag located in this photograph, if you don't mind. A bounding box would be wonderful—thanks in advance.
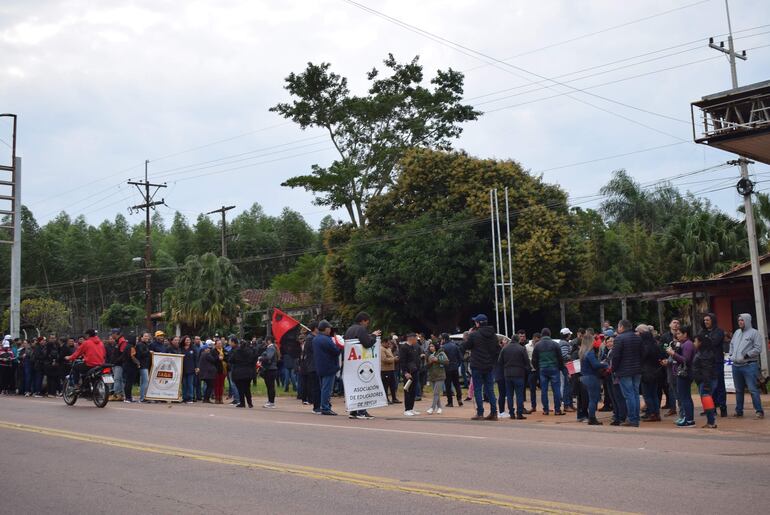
[676,362,689,378]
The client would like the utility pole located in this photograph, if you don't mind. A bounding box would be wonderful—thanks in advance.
[710,0,769,377]
[128,160,166,333]
[206,205,235,258]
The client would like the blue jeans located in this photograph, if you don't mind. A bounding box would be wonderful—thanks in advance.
[471,369,497,416]
[33,369,44,394]
[619,374,641,425]
[527,370,538,408]
[182,373,196,402]
[611,382,627,423]
[676,376,694,422]
[139,368,149,401]
[195,375,203,400]
[22,361,33,394]
[504,377,525,416]
[581,374,601,419]
[698,379,718,425]
[561,368,573,408]
[282,367,297,392]
[320,374,335,412]
[228,371,240,404]
[112,365,124,397]
[733,362,764,415]
[642,379,660,416]
[539,367,561,413]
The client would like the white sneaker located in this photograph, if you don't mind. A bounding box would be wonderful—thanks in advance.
[436,408,443,415]
[412,410,421,415]
[404,410,416,416]
[426,408,434,415]
[500,411,508,418]
[263,402,275,409]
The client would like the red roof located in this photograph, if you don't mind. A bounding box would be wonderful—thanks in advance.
[241,289,312,307]
[714,252,770,278]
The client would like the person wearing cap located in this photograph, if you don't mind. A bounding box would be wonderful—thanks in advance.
[198,340,219,403]
[0,340,14,394]
[301,322,321,412]
[558,328,576,413]
[441,333,463,408]
[150,331,167,353]
[313,320,340,415]
[463,314,501,421]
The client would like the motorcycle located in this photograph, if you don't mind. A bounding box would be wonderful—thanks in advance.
[63,359,114,408]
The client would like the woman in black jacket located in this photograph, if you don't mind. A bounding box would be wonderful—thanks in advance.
[121,339,139,402]
[198,345,219,403]
[640,327,665,422]
[692,334,717,428]
[229,344,258,408]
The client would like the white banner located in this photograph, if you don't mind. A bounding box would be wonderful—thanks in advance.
[146,352,183,401]
[724,355,735,394]
[342,339,388,412]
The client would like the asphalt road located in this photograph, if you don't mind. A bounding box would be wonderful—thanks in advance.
[0,395,768,515]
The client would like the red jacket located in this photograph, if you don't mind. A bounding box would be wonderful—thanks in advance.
[70,336,106,367]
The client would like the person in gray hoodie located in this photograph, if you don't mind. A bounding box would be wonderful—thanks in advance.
[729,313,765,419]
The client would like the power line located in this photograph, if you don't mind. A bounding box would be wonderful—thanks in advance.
[342,0,692,138]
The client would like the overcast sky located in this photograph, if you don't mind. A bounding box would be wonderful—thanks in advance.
[2,0,770,230]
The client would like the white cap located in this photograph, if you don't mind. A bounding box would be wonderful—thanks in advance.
[560,328,572,336]
[205,339,214,346]
[2,341,9,348]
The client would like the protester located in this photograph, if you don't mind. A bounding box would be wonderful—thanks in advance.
[463,314,500,421]
[380,337,399,405]
[400,333,422,416]
[558,328,575,413]
[612,320,643,427]
[43,335,63,397]
[136,332,151,403]
[497,331,530,419]
[343,312,382,420]
[259,336,279,408]
[109,329,127,402]
[532,328,564,416]
[313,320,340,416]
[121,337,139,403]
[579,330,608,426]
[639,324,664,422]
[426,341,448,415]
[301,322,321,412]
[525,332,540,414]
[198,340,218,403]
[604,337,627,426]
[229,339,258,408]
[661,319,681,417]
[700,313,727,418]
[441,333,463,407]
[494,336,508,417]
[692,334,717,429]
[729,314,765,419]
[0,340,14,394]
[668,325,696,428]
[181,336,198,404]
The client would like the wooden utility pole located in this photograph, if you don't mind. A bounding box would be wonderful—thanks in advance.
[128,160,166,332]
[206,205,235,258]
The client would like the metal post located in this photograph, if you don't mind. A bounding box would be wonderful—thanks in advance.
[599,303,605,329]
[489,190,500,331]
[504,188,516,334]
[559,300,566,330]
[10,157,21,339]
[493,189,508,336]
[621,298,628,321]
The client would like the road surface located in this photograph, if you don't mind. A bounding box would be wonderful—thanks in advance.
[0,395,768,514]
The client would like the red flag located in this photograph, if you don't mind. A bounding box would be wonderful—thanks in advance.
[271,308,300,347]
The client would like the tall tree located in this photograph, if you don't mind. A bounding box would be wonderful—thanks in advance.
[271,54,480,227]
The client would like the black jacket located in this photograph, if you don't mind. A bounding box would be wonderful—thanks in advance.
[640,332,664,383]
[198,349,219,380]
[700,312,727,367]
[692,346,715,385]
[442,340,463,369]
[463,326,500,372]
[497,342,531,378]
[43,342,62,373]
[301,333,316,374]
[135,341,151,369]
[229,346,258,381]
[611,330,642,378]
[182,347,198,374]
[399,342,421,375]
[121,342,138,370]
[344,324,375,348]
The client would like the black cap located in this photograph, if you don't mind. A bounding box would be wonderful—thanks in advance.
[318,320,332,331]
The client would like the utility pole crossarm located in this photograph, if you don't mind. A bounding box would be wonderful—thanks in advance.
[206,205,236,258]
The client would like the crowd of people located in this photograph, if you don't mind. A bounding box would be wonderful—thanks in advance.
[0,311,766,429]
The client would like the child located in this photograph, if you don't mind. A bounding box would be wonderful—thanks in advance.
[692,334,717,429]
[426,342,448,414]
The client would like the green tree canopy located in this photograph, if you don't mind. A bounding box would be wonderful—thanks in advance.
[271,54,480,227]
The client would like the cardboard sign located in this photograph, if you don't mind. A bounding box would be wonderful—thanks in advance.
[146,352,183,401]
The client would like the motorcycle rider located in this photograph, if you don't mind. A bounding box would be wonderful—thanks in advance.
[65,329,106,387]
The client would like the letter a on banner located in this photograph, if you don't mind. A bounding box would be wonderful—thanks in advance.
[342,339,388,412]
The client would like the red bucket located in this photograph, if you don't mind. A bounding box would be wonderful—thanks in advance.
[701,394,715,411]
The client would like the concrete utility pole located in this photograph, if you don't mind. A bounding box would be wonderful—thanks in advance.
[128,160,166,333]
[0,114,20,338]
[709,0,769,377]
[206,205,235,258]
